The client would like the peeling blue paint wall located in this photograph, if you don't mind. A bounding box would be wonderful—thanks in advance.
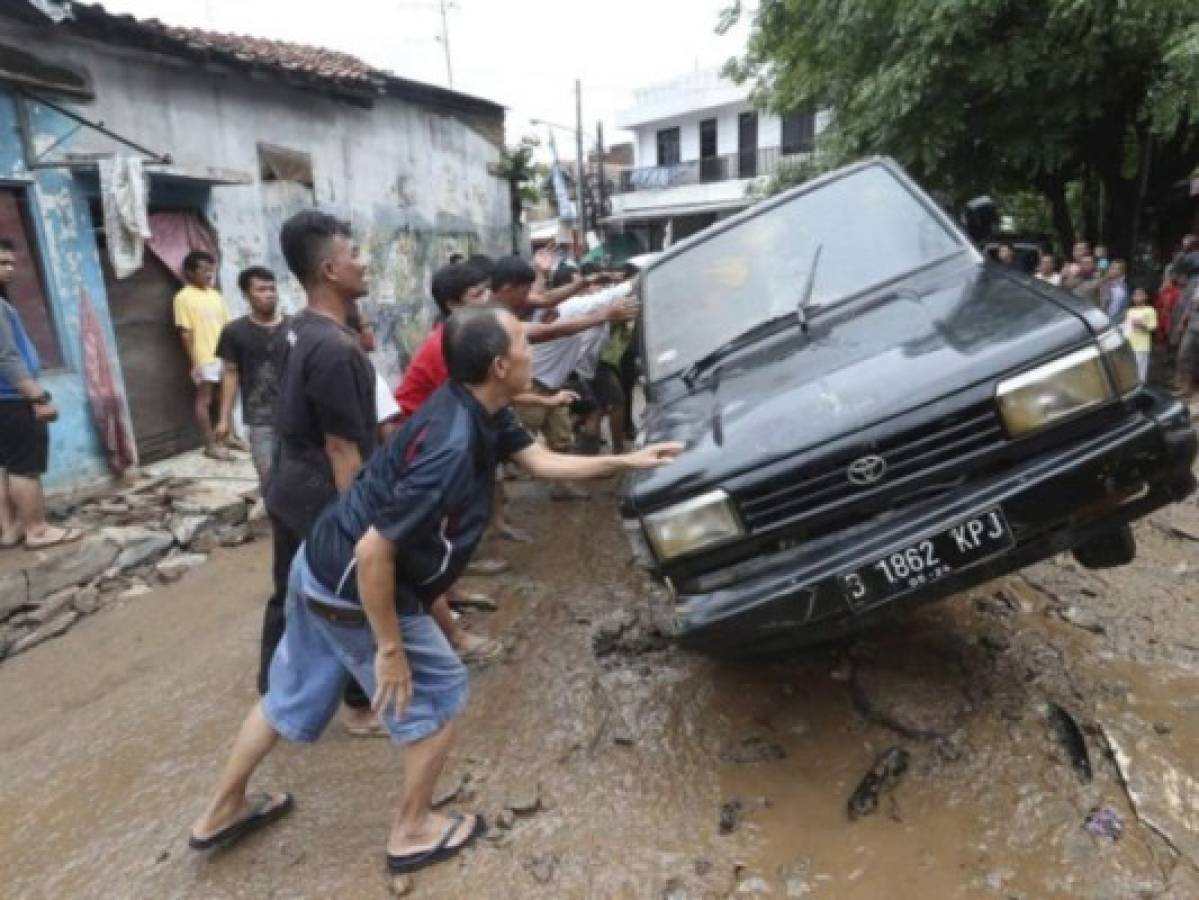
[0,87,127,492]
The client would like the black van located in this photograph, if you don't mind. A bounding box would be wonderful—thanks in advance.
[620,158,1196,654]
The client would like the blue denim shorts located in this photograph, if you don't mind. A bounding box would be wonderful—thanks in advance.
[262,551,468,746]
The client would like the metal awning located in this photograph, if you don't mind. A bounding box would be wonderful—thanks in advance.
[52,155,253,185]
[601,196,752,225]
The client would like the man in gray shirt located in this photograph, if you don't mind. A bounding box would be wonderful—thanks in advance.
[0,238,83,550]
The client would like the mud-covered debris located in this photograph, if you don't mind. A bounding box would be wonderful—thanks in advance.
[591,609,668,659]
[496,808,516,830]
[659,877,690,900]
[448,591,498,612]
[721,736,786,764]
[850,650,971,739]
[1153,722,1172,736]
[156,552,208,583]
[389,874,414,896]
[778,856,814,897]
[718,800,742,835]
[847,746,910,820]
[524,852,558,884]
[216,524,253,547]
[1058,605,1106,635]
[693,858,713,877]
[735,875,771,895]
[1083,806,1123,840]
[1047,703,1093,783]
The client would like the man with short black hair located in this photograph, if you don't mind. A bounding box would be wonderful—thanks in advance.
[188,304,682,871]
[174,250,232,460]
[0,238,82,550]
[260,211,376,730]
[215,266,288,487]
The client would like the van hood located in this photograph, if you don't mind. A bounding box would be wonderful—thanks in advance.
[626,264,1098,511]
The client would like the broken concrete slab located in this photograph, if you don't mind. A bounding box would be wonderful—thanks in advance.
[112,531,174,573]
[171,483,249,527]
[0,572,29,621]
[11,609,79,655]
[72,585,101,615]
[27,586,77,626]
[1102,712,1199,869]
[26,537,118,604]
[167,514,213,547]
[156,552,208,583]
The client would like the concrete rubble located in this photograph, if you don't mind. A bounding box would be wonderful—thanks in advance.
[0,470,259,663]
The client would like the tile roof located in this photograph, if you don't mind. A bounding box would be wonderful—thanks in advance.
[61,3,502,112]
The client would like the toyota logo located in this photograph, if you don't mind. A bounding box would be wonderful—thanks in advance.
[847,454,887,486]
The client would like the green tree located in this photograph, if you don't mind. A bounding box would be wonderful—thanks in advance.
[491,136,544,254]
[723,0,1199,255]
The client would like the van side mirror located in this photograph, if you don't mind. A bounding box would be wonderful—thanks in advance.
[962,196,998,245]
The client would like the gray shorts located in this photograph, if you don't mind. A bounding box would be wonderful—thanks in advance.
[262,551,469,746]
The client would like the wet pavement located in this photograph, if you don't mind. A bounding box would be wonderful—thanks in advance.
[1,475,1198,898]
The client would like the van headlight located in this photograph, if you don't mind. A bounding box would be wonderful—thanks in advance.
[996,345,1112,437]
[643,489,744,560]
[1099,328,1140,396]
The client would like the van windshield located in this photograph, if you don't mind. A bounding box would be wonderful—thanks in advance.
[642,163,967,382]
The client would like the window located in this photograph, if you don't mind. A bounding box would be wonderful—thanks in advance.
[258,143,314,187]
[0,187,62,368]
[656,127,681,167]
[781,112,817,155]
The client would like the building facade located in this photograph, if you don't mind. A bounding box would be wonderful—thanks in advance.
[607,69,828,249]
[0,1,509,489]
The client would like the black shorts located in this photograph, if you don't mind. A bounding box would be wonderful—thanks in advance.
[0,400,50,476]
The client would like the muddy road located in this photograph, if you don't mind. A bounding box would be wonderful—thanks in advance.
[2,475,1198,899]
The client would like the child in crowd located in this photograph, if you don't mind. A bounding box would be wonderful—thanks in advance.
[1124,286,1157,383]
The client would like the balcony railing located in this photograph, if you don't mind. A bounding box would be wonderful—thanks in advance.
[618,147,811,193]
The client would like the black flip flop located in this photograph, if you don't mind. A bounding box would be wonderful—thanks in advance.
[386,813,487,874]
[188,792,294,851]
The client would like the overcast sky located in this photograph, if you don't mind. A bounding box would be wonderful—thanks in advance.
[97,0,750,160]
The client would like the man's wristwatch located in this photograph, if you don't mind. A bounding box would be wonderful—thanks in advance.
[32,390,52,404]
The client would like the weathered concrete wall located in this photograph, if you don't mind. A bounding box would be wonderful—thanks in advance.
[2,17,509,490]
[0,88,125,491]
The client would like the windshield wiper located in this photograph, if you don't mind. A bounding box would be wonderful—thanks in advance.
[681,243,825,388]
[681,312,797,387]
[795,243,823,332]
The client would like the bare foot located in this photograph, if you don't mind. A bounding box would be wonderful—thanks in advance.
[342,705,385,736]
[387,811,479,857]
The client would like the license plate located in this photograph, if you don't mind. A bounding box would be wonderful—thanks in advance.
[838,508,1013,611]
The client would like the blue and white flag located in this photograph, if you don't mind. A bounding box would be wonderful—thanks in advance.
[547,132,577,223]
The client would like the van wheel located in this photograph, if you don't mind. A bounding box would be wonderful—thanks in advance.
[1073,525,1136,569]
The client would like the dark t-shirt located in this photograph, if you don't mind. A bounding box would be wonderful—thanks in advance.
[265,309,378,537]
[214,315,289,426]
[304,382,533,614]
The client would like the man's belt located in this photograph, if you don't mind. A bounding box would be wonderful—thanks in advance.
[306,596,366,626]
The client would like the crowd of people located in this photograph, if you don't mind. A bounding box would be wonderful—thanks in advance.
[1012,237,1199,392]
[153,212,679,872]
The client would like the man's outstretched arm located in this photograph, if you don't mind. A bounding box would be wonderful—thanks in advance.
[512,441,683,480]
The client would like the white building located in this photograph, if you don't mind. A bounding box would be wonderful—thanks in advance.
[607,69,828,250]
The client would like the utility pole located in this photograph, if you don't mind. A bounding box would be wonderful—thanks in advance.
[439,0,454,88]
[596,120,606,251]
[575,78,586,251]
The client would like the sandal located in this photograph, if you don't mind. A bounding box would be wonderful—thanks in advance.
[188,792,294,851]
[24,526,84,551]
[458,636,504,666]
[386,814,487,874]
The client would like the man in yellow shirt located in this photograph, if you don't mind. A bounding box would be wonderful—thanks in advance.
[174,250,233,460]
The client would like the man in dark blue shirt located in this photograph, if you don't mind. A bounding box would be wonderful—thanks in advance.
[188,305,682,873]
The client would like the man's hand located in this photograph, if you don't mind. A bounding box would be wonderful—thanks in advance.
[547,390,580,407]
[372,645,412,718]
[606,299,640,324]
[622,441,684,469]
[31,400,58,423]
[190,365,204,385]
